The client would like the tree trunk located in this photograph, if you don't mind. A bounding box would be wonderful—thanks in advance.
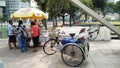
[62,15,65,25]
[53,16,56,27]
[36,1,47,30]
[69,3,72,27]
[72,15,75,23]
[42,19,47,30]
[41,3,47,30]
[55,13,58,27]
[102,11,106,18]
[84,13,88,22]
[69,14,72,27]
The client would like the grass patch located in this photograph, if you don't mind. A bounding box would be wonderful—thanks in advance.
[73,21,120,36]
[110,21,120,25]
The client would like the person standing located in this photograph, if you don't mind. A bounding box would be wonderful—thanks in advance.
[16,20,27,52]
[30,21,40,52]
[34,19,40,27]
[8,20,17,49]
[34,19,41,44]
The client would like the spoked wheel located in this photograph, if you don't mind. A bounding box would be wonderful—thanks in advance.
[84,42,90,57]
[61,44,84,67]
[88,24,100,41]
[87,43,90,52]
[43,39,58,55]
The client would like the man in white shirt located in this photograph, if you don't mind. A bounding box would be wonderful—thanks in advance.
[8,20,17,49]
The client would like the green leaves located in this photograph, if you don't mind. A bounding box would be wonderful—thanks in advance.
[114,1,120,13]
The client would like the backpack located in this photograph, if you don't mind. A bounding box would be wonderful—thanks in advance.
[16,26,27,39]
[21,30,27,39]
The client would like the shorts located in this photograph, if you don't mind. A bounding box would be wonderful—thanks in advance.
[9,35,16,43]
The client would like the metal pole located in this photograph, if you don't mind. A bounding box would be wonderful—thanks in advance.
[68,0,120,36]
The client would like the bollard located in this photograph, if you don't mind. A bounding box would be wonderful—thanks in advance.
[0,59,4,68]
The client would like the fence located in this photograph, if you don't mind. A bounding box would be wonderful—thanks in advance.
[0,22,8,38]
[0,22,31,38]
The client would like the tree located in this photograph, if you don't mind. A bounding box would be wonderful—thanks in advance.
[57,0,70,26]
[21,0,48,29]
[47,0,60,26]
[79,0,93,22]
[106,2,115,13]
[114,1,120,14]
[21,0,31,7]
[34,0,49,29]
[68,3,79,26]
[92,0,108,17]
[0,17,7,22]
[47,0,71,27]
[80,0,93,8]
[47,0,79,27]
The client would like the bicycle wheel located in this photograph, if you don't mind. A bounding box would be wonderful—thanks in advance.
[61,44,84,67]
[43,39,58,55]
[84,42,90,57]
[88,24,100,41]
[87,42,90,52]
[84,40,90,52]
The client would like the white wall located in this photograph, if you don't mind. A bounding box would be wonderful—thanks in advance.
[108,0,120,3]
[0,1,6,6]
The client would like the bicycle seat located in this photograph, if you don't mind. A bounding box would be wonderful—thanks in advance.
[69,33,75,38]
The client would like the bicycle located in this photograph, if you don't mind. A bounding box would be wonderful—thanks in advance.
[43,25,100,67]
[87,24,100,41]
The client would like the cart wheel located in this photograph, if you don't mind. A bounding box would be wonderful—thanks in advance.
[43,39,58,55]
[87,43,90,52]
[61,44,84,67]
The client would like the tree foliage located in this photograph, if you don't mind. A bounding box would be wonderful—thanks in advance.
[78,0,93,21]
[21,0,114,26]
[21,0,31,6]
[21,0,31,2]
[0,17,7,22]
[114,1,120,14]
[92,0,108,17]
[92,0,107,10]
[80,0,93,8]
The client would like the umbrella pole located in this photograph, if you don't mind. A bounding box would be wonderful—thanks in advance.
[27,18,30,28]
[20,18,22,20]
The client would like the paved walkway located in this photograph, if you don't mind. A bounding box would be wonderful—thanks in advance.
[0,38,120,68]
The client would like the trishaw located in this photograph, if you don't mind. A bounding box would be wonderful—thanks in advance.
[43,25,100,67]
